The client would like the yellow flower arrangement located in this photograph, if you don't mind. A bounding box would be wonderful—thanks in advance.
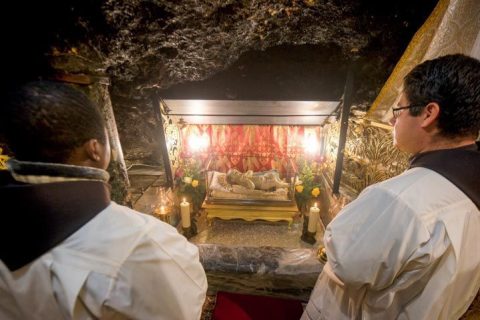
[174,159,206,212]
[0,147,9,170]
[311,187,320,197]
[295,158,323,212]
[295,185,304,193]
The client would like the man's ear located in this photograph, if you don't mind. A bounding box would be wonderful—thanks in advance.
[420,102,440,128]
[84,139,102,162]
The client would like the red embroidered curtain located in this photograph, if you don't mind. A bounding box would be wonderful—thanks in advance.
[180,125,325,175]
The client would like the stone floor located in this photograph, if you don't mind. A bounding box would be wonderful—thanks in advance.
[131,183,480,319]
[132,186,480,319]
[132,182,326,249]
[190,210,325,249]
[189,211,323,319]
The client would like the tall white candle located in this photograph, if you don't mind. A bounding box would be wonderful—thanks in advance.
[308,202,320,233]
[180,198,191,228]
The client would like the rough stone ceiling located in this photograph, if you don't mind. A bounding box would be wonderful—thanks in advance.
[3,0,438,162]
[5,0,438,96]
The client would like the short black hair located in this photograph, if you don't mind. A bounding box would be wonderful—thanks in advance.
[403,54,480,139]
[0,81,106,163]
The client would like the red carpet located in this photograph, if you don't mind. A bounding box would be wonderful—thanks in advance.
[212,291,304,320]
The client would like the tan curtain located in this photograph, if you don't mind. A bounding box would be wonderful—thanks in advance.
[367,0,480,122]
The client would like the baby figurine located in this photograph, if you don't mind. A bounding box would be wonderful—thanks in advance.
[227,168,289,190]
[250,170,290,190]
[226,169,255,190]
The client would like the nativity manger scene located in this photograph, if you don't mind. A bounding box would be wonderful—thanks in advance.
[160,99,338,233]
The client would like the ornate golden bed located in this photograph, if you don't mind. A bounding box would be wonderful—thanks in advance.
[202,157,298,227]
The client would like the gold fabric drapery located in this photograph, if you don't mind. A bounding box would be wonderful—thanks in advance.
[367,0,480,122]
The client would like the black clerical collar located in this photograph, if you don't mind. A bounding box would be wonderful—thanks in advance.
[0,160,111,271]
[409,142,480,209]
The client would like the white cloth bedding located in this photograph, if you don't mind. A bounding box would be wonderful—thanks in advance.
[208,171,290,201]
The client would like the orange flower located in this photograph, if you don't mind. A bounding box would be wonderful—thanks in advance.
[311,187,320,197]
[191,180,199,188]
[295,185,304,193]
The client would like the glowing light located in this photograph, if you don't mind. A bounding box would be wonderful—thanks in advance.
[304,133,319,154]
[189,133,209,152]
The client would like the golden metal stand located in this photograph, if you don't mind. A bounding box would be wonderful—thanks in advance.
[202,201,298,228]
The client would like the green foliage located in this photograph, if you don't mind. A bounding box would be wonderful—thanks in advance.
[294,158,323,212]
[174,159,206,212]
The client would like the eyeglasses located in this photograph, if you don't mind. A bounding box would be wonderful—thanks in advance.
[391,104,424,118]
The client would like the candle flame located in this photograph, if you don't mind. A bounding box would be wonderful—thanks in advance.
[314,202,318,208]
[183,197,186,203]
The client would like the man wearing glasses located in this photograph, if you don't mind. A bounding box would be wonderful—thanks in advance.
[302,54,480,319]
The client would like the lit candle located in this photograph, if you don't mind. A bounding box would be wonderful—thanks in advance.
[159,187,166,206]
[308,202,320,233]
[157,205,166,222]
[180,198,191,228]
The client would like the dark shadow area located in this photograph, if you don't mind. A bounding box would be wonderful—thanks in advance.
[159,44,348,101]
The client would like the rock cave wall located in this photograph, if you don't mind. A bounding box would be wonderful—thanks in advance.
[3,0,438,164]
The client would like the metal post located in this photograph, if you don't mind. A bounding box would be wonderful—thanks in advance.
[152,94,174,188]
[332,65,354,195]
